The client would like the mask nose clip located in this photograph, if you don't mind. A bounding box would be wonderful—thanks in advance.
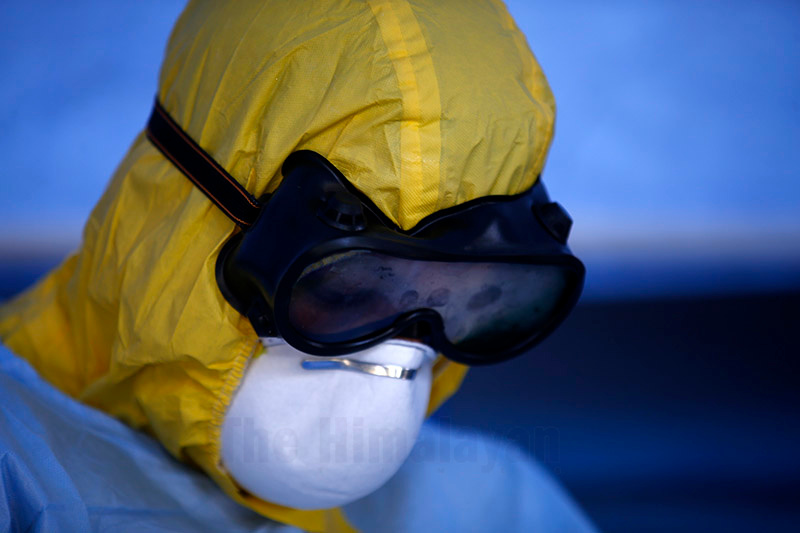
[300,358,419,380]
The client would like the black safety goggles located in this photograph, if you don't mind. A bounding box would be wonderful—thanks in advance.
[147,100,585,365]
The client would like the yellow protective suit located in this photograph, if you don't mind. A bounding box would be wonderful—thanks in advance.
[0,1,555,531]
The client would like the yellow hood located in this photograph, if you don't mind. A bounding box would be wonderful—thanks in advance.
[0,0,554,530]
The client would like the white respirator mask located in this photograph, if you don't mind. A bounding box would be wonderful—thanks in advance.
[220,337,435,509]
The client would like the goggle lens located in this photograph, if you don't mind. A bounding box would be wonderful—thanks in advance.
[288,250,573,353]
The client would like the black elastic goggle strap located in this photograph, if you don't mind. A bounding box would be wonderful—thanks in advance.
[145,100,262,228]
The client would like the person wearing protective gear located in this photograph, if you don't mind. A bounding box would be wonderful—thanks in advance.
[0,1,589,531]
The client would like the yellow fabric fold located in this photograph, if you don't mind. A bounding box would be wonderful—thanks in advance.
[367,0,442,228]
